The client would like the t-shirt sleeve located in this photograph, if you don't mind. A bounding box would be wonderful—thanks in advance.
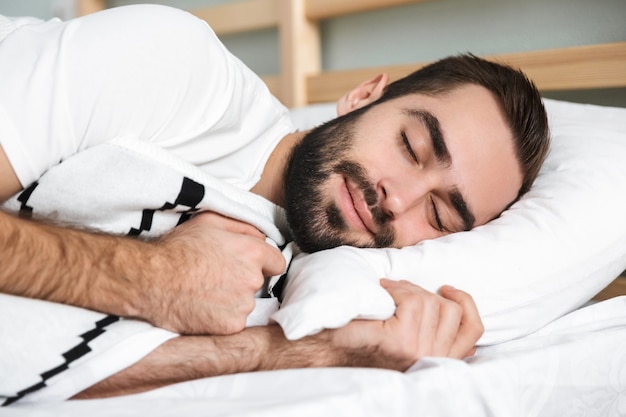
[0,4,282,188]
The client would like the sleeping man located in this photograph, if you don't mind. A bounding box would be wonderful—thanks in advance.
[0,5,549,399]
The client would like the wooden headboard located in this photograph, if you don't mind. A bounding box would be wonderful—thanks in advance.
[79,0,626,108]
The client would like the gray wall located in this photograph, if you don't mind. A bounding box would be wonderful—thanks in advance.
[2,0,625,106]
[0,0,60,18]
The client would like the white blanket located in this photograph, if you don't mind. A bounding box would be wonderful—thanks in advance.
[0,137,295,404]
[6,297,626,416]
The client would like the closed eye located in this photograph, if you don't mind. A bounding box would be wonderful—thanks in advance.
[430,196,444,232]
[401,131,419,164]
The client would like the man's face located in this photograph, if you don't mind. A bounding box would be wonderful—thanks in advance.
[284,84,523,253]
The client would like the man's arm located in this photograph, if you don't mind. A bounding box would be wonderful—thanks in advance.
[0,210,286,335]
[75,280,483,399]
[0,146,286,335]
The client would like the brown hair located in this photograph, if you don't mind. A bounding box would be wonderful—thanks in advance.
[375,54,550,199]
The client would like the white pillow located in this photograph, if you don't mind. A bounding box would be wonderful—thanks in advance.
[274,99,626,344]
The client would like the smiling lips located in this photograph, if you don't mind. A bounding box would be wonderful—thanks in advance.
[341,177,377,235]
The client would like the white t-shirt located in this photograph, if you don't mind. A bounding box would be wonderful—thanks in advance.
[0,4,294,191]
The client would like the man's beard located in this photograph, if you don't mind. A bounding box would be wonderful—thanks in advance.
[283,110,395,253]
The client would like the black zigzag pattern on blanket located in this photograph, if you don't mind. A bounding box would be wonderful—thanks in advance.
[16,181,39,218]
[128,176,205,237]
[2,315,120,406]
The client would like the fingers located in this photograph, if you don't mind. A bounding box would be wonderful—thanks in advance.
[330,280,484,372]
[384,281,436,357]
[439,285,484,358]
[380,279,483,360]
[193,212,286,276]
[431,299,462,356]
[464,346,477,358]
[259,243,287,277]
[153,211,288,335]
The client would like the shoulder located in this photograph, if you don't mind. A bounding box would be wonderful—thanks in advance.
[79,4,218,42]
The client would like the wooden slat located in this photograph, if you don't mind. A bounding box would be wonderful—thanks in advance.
[77,0,106,16]
[305,0,432,21]
[192,0,280,35]
[488,42,626,91]
[307,42,626,104]
[593,277,626,301]
[307,63,423,103]
[279,0,321,107]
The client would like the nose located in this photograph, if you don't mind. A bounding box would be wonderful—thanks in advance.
[378,172,433,219]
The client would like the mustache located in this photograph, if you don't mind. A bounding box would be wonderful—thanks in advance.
[333,160,391,229]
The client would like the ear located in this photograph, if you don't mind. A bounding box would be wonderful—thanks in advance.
[336,73,389,116]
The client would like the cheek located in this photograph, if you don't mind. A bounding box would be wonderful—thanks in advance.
[351,143,400,179]
[391,214,441,247]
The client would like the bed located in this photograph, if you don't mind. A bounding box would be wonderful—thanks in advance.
[3,0,626,415]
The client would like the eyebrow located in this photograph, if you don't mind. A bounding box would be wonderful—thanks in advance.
[403,108,476,231]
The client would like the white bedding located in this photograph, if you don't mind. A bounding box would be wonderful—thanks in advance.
[3,98,626,415]
[7,297,626,417]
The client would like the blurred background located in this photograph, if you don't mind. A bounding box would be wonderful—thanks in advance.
[1,0,624,107]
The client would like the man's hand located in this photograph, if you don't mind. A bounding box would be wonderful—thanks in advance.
[330,279,483,370]
[143,212,286,335]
